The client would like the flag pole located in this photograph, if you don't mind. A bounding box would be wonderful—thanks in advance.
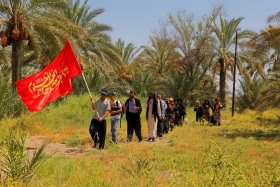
[81,73,100,118]
[65,37,99,118]
[232,31,238,117]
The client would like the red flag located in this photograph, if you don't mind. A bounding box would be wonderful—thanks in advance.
[16,38,82,111]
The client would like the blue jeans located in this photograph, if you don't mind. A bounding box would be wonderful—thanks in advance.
[111,118,120,143]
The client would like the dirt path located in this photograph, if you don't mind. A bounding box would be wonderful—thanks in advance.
[27,136,96,157]
[27,135,170,157]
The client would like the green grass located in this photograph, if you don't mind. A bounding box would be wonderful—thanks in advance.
[1,93,280,186]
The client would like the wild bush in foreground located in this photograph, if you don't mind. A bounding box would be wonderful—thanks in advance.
[0,130,50,186]
[177,141,280,186]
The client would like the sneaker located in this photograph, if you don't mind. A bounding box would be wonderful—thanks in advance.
[159,137,163,140]
[148,138,152,141]
[218,123,221,126]
[98,148,102,151]
[152,138,156,142]
[138,139,142,143]
[127,139,131,143]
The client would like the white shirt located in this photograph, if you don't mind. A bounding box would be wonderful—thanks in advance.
[110,100,121,120]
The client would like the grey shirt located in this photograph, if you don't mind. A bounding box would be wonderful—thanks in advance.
[93,98,111,120]
[159,99,167,119]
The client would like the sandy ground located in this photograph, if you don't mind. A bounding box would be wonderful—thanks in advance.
[26,135,170,157]
[26,136,94,157]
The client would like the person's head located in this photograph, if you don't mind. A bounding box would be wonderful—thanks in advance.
[196,101,200,106]
[174,100,178,104]
[178,99,182,104]
[215,98,220,104]
[205,99,209,104]
[99,90,108,100]
[169,98,174,104]
[130,90,136,98]
[108,92,115,102]
[150,91,155,99]
[156,93,162,100]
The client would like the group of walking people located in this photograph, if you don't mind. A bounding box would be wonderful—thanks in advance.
[89,90,187,150]
[194,98,223,126]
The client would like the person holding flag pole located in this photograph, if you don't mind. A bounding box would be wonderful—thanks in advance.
[15,37,108,150]
[89,90,111,150]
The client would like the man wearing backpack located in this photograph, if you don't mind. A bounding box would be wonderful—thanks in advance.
[120,90,143,142]
[108,92,123,144]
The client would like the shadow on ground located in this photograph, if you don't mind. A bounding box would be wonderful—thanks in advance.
[215,128,280,141]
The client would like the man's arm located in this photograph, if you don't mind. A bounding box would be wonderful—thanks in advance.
[157,100,162,120]
[110,102,122,115]
[110,108,122,115]
[90,97,95,110]
[143,99,148,109]
[99,110,110,121]
[137,99,142,111]
[120,100,128,110]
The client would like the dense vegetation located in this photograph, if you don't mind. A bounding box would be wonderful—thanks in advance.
[1,0,280,186]
[1,94,280,186]
[1,2,279,115]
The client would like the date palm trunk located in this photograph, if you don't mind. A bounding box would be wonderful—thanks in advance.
[11,41,20,91]
[219,58,226,105]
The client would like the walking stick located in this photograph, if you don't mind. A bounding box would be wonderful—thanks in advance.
[81,73,100,118]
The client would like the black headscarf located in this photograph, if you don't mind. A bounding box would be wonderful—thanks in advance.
[202,99,214,112]
[146,93,159,121]
[176,98,186,117]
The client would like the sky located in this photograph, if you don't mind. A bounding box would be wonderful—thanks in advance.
[83,0,280,91]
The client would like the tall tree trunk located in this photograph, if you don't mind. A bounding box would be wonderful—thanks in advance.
[11,41,20,91]
[219,58,226,105]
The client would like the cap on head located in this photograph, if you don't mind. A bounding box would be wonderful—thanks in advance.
[108,92,115,97]
[99,90,108,95]
[169,98,174,102]
[157,93,161,97]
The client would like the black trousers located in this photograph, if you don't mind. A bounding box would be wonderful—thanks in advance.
[175,116,183,126]
[157,119,164,137]
[127,113,142,141]
[196,115,203,122]
[89,118,107,149]
[163,120,170,134]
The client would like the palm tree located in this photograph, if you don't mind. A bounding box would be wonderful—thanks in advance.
[161,70,213,105]
[0,0,84,90]
[136,36,179,76]
[211,16,264,104]
[110,38,142,82]
[126,70,158,97]
[64,0,120,75]
[258,66,280,112]
[236,74,266,111]
[248,11,280,67]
